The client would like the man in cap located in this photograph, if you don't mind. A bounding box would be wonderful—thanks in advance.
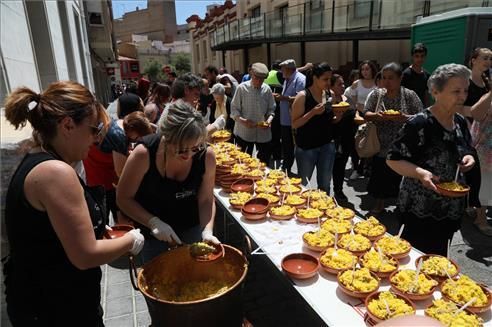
[231,62,276,164]
[274,59,306,175]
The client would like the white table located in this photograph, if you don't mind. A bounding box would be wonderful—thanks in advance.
[214,186,492,326]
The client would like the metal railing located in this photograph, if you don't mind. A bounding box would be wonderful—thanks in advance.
[208,0,490,48]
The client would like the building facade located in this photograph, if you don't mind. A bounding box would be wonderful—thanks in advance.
[0,0,117,107]
[113,0,177,43]
[188,0,490,76]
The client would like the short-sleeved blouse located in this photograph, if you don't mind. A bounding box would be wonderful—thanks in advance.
[364,87,423,157]
[387,109,476,221]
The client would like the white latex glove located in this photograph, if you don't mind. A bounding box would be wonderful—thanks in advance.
[202,228,220,245]
[148,217,182,244]
[212,115,226,130]
[128,228,145,255]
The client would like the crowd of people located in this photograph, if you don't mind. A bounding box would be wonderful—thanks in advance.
[2,44,491,325]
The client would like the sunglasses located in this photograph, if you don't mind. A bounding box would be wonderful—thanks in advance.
[89,122,104,137]
[174,143,206,156]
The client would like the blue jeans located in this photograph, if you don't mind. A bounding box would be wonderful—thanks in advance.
[139,225,202,265]
[295,142,336,194]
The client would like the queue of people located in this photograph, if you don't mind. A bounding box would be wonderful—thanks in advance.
[2,45,491,325]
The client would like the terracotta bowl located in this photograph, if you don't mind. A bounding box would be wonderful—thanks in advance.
[230,178,255,194]
[278,186,302,195]
[354,223,387,242]
[103,224,134,239]
[296,213,324,224]
[389,270,438,301]
[302,231,334,252]
[354,117,366,125]
[365,291,416,323]
[319,248,359,275]
[212,135,231,143]
[332,104,351,116]
[337,269,380,299]
[191,243,225,262]
[325,207,355,221]
[360,254,400,279]
[436,183,470,198]
[285,199,308,209]
[380,111,403,121]
[241,207,267,221]
[414,254,460,284]
[242,197,269,214]
[425,299,483,322]
[244,174,264,181]
[374,238,412,260]
[269,208,296,221]
[338,243,371,257]
[229,201,246,210]
[441,278,492,314]
[281,253,319,280]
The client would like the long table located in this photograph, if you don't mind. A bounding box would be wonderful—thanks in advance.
[213,186,492,326]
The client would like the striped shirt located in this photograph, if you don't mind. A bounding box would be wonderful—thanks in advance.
[231,80,276,143]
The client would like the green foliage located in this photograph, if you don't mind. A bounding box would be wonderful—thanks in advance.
[171,53,191,75]
[143,59,165,82]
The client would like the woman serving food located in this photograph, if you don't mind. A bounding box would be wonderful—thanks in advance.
[386,64,476,255]
[117,99,220,263]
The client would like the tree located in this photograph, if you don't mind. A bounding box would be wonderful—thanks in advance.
[143,59,165,82]
[171,53,191,75]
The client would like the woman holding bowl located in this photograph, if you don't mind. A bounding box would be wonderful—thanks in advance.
[386,64,476,255]
[363,62,423,214]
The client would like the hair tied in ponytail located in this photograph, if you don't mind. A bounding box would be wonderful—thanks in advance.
[27,94,41,112]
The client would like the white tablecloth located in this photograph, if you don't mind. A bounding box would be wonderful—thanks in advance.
[214,186,492,326]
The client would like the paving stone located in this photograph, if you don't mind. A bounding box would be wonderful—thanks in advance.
[106,267,132,285]
[136,311,151,327]
[104,314,134,327]
[135,293,148,313]
[107,282,133,300]
[105,296,133,319]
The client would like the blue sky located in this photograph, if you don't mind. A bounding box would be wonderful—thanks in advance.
[112,1,227,25]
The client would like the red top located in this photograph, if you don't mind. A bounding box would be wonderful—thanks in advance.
[83,145,117,190]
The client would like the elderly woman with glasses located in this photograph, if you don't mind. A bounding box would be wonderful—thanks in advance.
[117,99,219,263]
[386,64,476,255]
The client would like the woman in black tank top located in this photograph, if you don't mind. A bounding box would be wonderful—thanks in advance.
[291,63,342,194]
[3,81,143,326]
[117,99,220,264]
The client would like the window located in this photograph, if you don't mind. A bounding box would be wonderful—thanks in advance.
[251,6,261,18]
[354,0,379,18]
[130,63,139,72]
[310,0,323,10]
[89,12,103,25]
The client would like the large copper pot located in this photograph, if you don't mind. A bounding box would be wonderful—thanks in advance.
[130,244,248,327]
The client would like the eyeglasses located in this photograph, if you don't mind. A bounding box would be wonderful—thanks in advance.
[89,122,104,137]
[174,143,206,156]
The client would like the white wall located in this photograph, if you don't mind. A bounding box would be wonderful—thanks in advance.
[45,1,70,80]
[1,1,40,92]
[0,0,95,98]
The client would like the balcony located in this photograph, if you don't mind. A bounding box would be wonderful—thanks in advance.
[209,0,489,50]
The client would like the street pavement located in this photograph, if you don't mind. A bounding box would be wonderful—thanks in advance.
[1,148,491,326]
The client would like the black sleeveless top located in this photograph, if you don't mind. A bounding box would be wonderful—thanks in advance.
[4,152,107,326]
[134,134,205,238]
[295,88,335,150]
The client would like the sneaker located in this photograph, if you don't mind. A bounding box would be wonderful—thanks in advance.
[349,171,360,180]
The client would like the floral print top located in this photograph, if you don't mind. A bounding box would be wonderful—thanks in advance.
[387,109,476,221]
[364,87,423,157]
[471,112,492,172]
